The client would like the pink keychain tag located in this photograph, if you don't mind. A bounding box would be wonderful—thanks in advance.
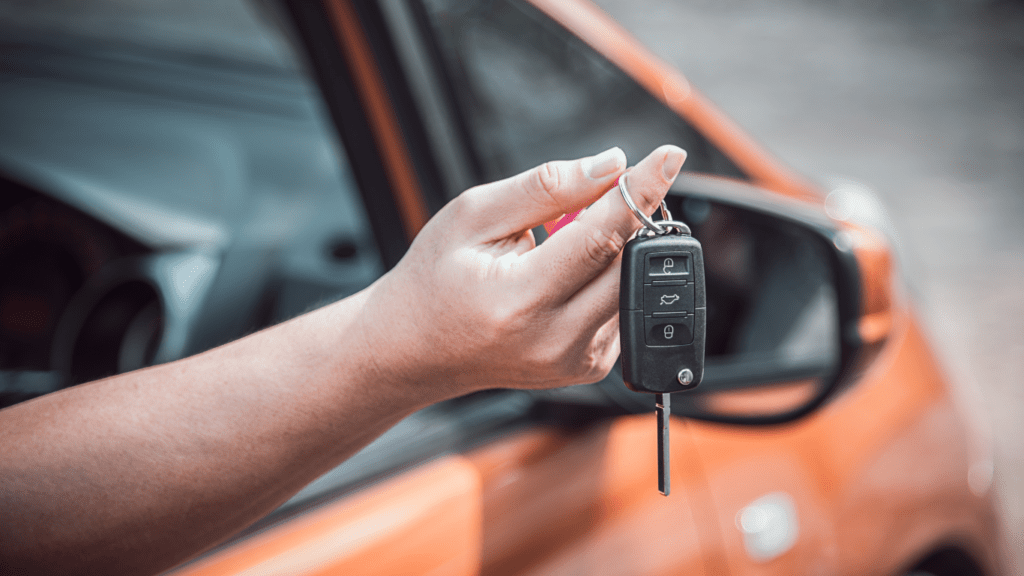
[543,209,583,236]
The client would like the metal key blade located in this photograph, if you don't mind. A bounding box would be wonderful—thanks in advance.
[656,393,670,496]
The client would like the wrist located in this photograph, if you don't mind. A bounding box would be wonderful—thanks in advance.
[349,273,482,408]
[325,282,450,413]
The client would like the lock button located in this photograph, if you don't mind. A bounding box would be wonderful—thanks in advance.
[644,314,694,346]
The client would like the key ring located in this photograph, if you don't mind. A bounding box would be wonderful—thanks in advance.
[637,219,691,238]
[618,173,675,235]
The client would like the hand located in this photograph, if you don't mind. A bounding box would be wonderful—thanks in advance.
[359,145,687,401]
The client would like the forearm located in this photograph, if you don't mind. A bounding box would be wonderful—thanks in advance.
[0,288,428,575]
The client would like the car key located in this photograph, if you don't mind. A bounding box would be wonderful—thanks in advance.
[617,174,706,496]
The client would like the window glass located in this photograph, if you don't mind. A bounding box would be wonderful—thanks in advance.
[0,0,299,69]
[0,0,381,401]
[418,0,745,181]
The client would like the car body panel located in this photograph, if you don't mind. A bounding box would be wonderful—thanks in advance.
[171,318,999,576]
[173,418,719,576]
[465,420,714,576]
[687,314,1000,575]
[172,456,483,575]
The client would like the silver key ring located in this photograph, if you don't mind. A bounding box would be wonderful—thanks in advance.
[618,173,672,234]
[637,219,691,238]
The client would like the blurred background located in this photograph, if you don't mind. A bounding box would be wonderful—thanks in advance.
[590,0,1024,570]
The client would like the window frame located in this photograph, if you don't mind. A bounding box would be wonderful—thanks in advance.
[396,0,749,185]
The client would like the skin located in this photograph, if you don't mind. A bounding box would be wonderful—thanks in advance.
[0,144,686,575]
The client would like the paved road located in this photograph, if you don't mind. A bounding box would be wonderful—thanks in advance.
[592,0,1024,571]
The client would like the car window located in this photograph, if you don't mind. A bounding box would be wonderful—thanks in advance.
[0,0,381,397]
[417,0,746,182]
[0,0,298,69]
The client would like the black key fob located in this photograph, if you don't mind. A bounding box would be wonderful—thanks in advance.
[619,228,706,393]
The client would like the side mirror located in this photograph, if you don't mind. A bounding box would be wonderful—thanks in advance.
[597,174,893,425]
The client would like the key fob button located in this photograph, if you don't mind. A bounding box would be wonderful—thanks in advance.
[646,253,690,278]
[644,315,694,346]
[644,284,695,315]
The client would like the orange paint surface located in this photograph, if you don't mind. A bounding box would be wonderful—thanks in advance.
[684,317,1001,575]
[842,221,896,347]
[463,421,716,576]
[324,0,430,241]
[171,457,482,576]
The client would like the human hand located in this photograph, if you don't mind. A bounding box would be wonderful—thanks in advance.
[359,145,686,402]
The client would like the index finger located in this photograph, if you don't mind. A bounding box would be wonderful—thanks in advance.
[457,147,627,240]
[526,145,686,300]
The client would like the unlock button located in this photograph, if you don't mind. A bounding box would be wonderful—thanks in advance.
[645,315,694,346]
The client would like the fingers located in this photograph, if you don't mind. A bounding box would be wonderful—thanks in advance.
[562,257,623,384]
[568,316,621,385]
[588,318,621,382]
[458,147,627,241]
[527,145,686,300]
[562,250,622,336]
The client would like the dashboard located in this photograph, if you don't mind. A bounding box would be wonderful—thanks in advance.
[0,190,151,404]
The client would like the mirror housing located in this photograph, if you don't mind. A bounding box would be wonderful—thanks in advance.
[593,174,894,425]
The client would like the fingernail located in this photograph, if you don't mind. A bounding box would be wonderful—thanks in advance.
[583,147,626,179]
[662,147,687,181]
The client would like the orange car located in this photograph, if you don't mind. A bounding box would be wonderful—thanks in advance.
[0,0,1005,574]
